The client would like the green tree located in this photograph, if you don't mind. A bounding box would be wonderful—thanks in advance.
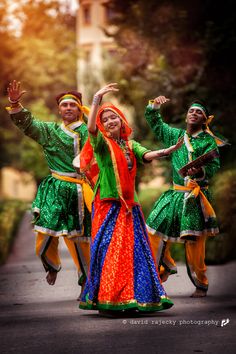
[106,0,235,166]
[0,0,77,176]
[0,0,21,169]
[13,0,77,111]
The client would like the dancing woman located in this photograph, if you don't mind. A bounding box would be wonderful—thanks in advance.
[77,84,181,312]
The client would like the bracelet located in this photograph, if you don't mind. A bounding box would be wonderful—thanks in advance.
[5,102,23,112]
[156,149,168,158]
[11,102,22,108]
[8,98,20,104]
[92,95,101,106]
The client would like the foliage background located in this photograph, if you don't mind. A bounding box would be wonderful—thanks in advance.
[0,0,77,181]
[0,0,235,263]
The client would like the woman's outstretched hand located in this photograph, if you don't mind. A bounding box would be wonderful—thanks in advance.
[7,80,26,103]
[89,83,119,133]
[165,137,184,155]
[93,83,119,102]
[144,137,184,161]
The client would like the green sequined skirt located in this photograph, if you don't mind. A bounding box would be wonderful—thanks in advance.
[32,175,91,238]
[146,189,219,241]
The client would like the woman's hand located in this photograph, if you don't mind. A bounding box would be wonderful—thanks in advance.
[89,83,119,134]
[7,80,26,103]
[144,137,183,161]
[164,137,184,155]
[93,83,119,105]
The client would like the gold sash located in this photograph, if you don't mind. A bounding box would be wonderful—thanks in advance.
[174,179,216,221]
[51,172,93,212]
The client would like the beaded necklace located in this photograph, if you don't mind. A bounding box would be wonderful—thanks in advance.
[115,138,133,170]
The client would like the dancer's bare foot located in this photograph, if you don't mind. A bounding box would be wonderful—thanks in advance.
[160,270,170,283]
[46,270,57,285]
[190,288,207,298]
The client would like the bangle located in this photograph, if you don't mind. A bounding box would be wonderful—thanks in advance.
[8,98,20,104]
[11,102,22,108]
[156,149,167,158]
[5,102,23,112]
[92,95,101,106]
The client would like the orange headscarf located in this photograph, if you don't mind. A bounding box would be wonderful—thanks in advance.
[80,103,137,208]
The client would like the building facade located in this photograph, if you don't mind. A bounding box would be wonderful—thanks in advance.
[0,167,37,201]
[76,0,116,101]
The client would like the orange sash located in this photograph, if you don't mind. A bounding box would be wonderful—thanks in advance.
[174,179,216,221]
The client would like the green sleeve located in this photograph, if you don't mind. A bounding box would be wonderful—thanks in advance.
[79,124,88,149]
[145,105,183,147]
[10,108,52,146]
[202,141,220,180]
[131,140,151,164]
[193,137,220,181]
[89,131,106,152]
[203,158,220,180]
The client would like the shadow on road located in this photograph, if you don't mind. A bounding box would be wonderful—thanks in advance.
[0,212,235,354]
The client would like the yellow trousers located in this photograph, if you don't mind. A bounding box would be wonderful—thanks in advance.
[185,236,208,290]
[149,234,208,290]
[35,232,90,282]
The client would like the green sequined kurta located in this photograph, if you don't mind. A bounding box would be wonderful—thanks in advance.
[11,109,91,238]
[145,106,220,241]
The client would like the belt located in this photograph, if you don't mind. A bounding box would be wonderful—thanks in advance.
[51,172,93,212]
[51,172,85,185]
[174,179,216,221]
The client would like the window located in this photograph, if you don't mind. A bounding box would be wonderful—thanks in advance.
[83,4,91,25]
[103,3,115,23]
[84,49,91,62]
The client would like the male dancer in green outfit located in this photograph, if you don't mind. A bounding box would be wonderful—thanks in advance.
[145,95,226,297]
[6,80,91,297]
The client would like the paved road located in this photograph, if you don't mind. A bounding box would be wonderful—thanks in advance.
[0,212,235,354]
